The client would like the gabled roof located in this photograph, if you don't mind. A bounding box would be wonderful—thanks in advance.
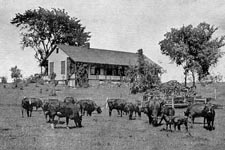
[56,44,156,66]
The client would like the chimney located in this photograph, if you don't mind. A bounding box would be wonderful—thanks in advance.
[137,49,143,55]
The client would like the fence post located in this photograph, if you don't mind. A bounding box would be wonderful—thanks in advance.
[172,92,174,108]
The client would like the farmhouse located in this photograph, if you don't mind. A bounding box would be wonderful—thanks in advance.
[42,44,158,87]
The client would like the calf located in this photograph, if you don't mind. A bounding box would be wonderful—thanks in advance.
[106,98,127,117]
[159,106,175,125]
[77,99,102,116]
[172,116,188,131]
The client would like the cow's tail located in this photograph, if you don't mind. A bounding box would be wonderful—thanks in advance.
[105,97,109,109]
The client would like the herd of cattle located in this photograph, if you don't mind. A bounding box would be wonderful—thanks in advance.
[21,96,216,131]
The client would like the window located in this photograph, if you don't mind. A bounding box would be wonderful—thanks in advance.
[106,66,112,75]
[90,66,95,75]
[56,48,59,53]
[50,62,54,74]
[61,61,65,74]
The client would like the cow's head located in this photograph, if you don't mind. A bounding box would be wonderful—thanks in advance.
[96,106,102,114]
[151,101,161,126]
[204,105,215,116]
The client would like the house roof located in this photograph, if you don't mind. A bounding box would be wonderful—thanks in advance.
[56,44,157,66]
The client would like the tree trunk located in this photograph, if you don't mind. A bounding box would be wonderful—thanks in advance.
[191,70,195,88]
[184,71,188,87]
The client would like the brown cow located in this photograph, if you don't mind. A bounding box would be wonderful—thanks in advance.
[46,101,82,129]
[124,102,135,120]
[106,98,127,117]
[142,99,165,126]
[31,98,43,110]
[42,99,59,122]
[64,97,77,104]
[77,99,102,116]
[184,103,215,129]
[134,100,142,117]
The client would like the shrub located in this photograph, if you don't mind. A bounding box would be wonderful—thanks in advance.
[1,77,7,84]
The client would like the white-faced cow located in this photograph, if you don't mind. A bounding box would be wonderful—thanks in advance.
[21,97,43,117]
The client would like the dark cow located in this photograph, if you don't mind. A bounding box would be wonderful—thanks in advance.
[21,97,43,117]
[124,101,142,120]
[143,99,164,126]
[134,100,142,117]
[77,99,102,116]
[184,103,215,129]
[159,106,175,125]
[124,102,135,120]
[203,104,215,130]
[21,97,34,117]
[46,101,82,129]
[106,98,127,117]
[162,114,174,131]
[32,98,43,110]
[42,99,59,122]
[64,97,77,104]
[172,116,188,131]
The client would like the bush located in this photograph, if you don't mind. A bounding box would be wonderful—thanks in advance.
[1,77,7,84]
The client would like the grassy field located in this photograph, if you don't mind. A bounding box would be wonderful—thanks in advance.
[0,83,225,150]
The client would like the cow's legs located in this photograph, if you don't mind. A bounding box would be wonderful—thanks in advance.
[26,110,29,117]
[66,117,69,129]
[129,111,133,120]
[120,110,123,117]
[178,124,181,130]
[109,109,112,116]
[30,110,32,117]
[185,122,188,131]
[117,110,120,116]
[174,124,177,130]
[21,108,24,118]
[190,117,194,128]
[49,115,55,129]
[148,114,152,124]
[74,119,78,127]
[88,111,92,116]
[203,117,206,127]
[159,115,165,124]
[138,111,141,117]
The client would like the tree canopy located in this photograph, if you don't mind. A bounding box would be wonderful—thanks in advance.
[159,22,225,87]
[126,49,163,94]
[10,66,22,81]
[11,7,91,68]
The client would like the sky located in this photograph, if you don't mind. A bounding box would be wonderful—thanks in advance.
[1,0,225,82]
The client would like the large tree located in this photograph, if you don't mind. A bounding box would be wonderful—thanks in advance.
[126,49,163,94]
[11,7,91,72]
[159,22,225,87]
